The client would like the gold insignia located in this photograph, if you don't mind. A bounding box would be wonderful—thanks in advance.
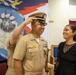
[28,45,36,49]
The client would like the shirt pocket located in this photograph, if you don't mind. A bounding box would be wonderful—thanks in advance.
[26,48,38,60]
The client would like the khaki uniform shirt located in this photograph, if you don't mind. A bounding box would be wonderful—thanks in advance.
[13,32,47,75]
[5,40,17,75]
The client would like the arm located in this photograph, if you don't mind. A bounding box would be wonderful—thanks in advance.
[47,63,54,75]
[14,59,23,75]
[13,37,27,75]
[45,48,49,72]
[9,17,36,45]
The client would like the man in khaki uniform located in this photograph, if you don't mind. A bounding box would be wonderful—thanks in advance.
[13,12,54,75]
[5,17,36,75]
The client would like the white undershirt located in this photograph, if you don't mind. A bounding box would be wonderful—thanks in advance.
[35,38,40,43]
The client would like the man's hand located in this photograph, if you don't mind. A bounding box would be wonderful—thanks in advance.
[23,17,37,25]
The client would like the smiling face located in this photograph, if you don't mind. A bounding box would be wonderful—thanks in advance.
[63,25,75,41]
[31,20,46,37]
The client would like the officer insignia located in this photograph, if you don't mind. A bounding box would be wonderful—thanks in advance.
[43,14,47,20]
[28,45,36,49]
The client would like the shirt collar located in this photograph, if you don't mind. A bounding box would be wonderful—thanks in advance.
[29,32,45,41]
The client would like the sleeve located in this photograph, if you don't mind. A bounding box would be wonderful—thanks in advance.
[57,42,65,61]
[13,37,27,60]
[7,39,16,50]
[58,42,65,52]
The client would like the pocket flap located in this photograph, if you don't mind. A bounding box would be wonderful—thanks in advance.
[28,49,38,52]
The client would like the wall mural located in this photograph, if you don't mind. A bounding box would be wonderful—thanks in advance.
[0,0,49,62]
[0,8,24,63]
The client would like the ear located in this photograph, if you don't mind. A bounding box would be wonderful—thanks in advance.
[73,31,76,35]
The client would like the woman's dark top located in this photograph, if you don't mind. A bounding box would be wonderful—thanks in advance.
[55,42,76,75]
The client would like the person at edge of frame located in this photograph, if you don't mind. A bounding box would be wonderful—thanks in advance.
[55,24,76,75]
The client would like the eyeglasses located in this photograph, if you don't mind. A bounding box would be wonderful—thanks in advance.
[40,23,47,26]
[36,22,47,26]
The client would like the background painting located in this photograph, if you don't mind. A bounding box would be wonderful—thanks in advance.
[0,0,49,62]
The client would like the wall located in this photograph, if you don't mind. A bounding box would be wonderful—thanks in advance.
[48,0,69,48]
[69,0,76,25]
[69,5,76,19]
